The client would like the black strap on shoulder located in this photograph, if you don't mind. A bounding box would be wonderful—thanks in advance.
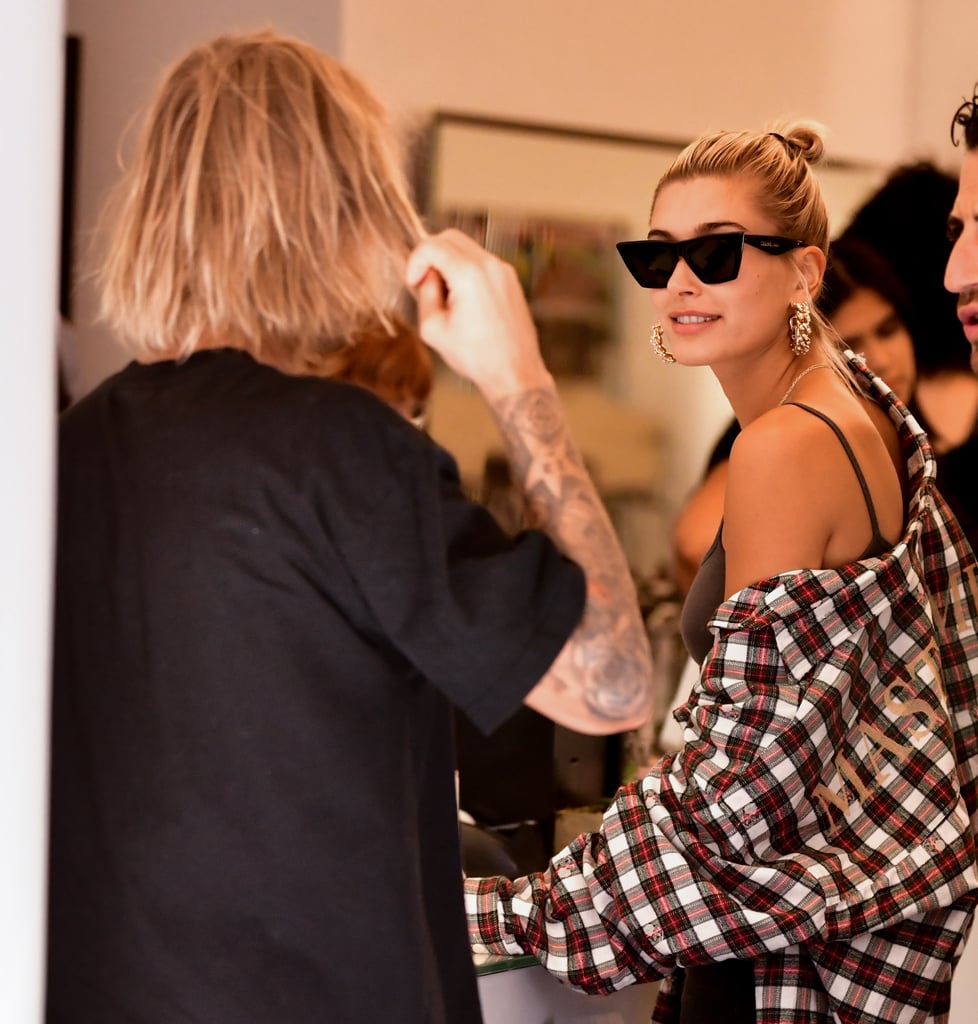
[785,402,887,545]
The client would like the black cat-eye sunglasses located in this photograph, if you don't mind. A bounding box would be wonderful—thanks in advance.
[616,232,808,289]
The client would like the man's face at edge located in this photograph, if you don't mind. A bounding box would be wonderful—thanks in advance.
[946,147,978,375]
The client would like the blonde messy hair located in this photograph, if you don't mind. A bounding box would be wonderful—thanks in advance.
[98,29,425,373]
[653,121,851,378]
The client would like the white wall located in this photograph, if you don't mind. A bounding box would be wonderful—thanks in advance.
[0,2,62,1021]
[64,0,342,396]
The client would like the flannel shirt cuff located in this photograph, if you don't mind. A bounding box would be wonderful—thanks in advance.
[465,874,526,957]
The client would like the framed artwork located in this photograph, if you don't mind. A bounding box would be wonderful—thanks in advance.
[433,208,623,380]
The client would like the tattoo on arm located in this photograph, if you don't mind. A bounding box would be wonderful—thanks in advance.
[489,386,652,722]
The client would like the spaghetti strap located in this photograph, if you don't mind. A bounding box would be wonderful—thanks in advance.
[785,402,890,554]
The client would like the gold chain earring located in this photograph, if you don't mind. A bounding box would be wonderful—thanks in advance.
[788,302,813,356]
[649,323,675,363]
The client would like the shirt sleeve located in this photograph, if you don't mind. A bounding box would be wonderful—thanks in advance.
[465,570,978,995]
[464,611,828,994]
[464,712,831,993]
[311,392,587,734]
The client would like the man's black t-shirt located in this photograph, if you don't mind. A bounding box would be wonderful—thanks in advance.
[48,350,585,1023]
[936,434,978,553]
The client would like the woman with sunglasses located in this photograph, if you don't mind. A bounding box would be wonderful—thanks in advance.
[453,122,978,1023]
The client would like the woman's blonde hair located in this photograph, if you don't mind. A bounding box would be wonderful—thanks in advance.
[653,120,851,377]
[98,29,425,372]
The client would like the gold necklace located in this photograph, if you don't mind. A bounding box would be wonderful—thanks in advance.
[779,362,830,405]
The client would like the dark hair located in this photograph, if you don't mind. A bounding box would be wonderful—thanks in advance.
[820,235,915,334]
[951,83,978,150]
[704,418,741,473]
[842,161,967,375]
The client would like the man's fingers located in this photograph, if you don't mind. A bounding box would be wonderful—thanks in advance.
[414,269,449,325]
[405,229,488,289]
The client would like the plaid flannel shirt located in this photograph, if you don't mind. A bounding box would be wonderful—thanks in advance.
[466,357,978,1023]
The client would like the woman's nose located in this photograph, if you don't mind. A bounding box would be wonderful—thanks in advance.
[667,258,700,292]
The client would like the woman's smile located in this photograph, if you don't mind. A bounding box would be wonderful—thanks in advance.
[672,311,720,332]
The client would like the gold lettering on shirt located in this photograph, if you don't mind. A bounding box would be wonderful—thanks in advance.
[812,663,948,839]
[882,682,936,740]
[813,765,857,837]
[940,562,978,638]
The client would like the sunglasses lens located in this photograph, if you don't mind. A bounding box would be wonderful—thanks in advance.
[640,245,679,288]
[617,234,745,288]
[616,242,672,288]
[686,235,741,284]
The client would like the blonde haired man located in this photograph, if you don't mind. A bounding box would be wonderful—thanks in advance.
[48,30,652,1024]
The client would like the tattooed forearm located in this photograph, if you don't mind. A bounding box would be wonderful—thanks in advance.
[489,385,653,726]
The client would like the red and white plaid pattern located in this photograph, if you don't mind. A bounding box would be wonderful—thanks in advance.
[466,357,978,1024]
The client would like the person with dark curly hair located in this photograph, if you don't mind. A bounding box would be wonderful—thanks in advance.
[846,162,967,377]
[822,234,978,548]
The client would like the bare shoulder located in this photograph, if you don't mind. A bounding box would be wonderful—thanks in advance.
[722,406,844,596]
[723,395,904,596]
[726,404,829,491]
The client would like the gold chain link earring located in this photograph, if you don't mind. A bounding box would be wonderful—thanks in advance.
[788,302,813,356]
[649,323,675,363]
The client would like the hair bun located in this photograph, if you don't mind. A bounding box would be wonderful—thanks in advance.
[769,120,826,165]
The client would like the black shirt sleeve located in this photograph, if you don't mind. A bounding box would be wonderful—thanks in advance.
[311,389,587,735]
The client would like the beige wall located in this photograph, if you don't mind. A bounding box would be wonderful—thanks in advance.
[343,0,918,165]
[342,0,975,174]
[909,0,978,161]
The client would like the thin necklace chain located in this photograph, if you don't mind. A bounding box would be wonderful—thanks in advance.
[779,362,831,405]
